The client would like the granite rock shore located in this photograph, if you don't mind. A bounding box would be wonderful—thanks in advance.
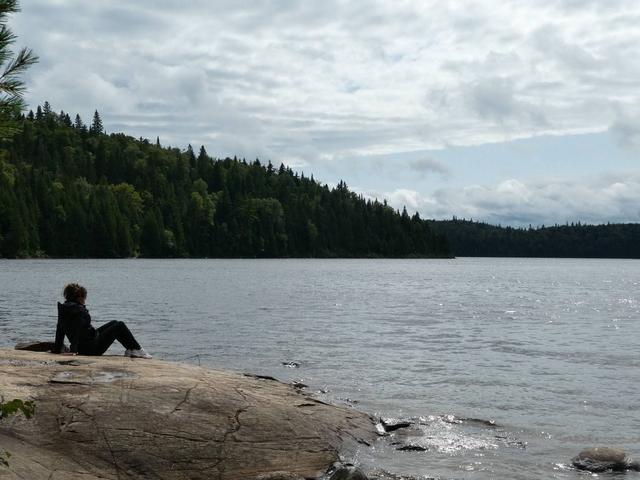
[0,349,377,480]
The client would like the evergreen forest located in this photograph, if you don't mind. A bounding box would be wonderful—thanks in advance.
[1,105,639,259]
[0,104,450,258]
[433,219,640,258]
[0,2,638,260]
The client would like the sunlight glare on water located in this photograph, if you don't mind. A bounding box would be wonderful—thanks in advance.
[1,258,639,479]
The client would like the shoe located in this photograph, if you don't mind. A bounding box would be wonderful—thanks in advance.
[125,348,152,359]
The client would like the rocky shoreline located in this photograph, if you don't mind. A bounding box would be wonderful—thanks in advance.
[0,348,378,480]
[2,348,637,479]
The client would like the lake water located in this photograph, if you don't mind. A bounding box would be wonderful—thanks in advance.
[1,258,639,479]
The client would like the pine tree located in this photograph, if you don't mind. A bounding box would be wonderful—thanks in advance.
[196,145,209,179]
[61,113,71,127]
[186,144,196,180]
[0,0,37,140]
[90,110,103,135]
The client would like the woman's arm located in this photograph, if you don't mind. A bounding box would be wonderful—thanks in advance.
[52,319,65,354]
[68,325,80,353]
[69,306,93,354]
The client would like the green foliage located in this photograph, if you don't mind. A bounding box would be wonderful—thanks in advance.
[0,102,637,258]
[0,397,34,467]
[433,219,640,258]
[89,110,103,135]
[0,0,37,140]
[0,103,451,258]
[0,398,35,419]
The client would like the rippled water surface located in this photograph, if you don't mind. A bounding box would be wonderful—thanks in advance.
[1,258,639,479]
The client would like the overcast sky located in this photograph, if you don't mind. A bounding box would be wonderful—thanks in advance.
[13,0,640,226]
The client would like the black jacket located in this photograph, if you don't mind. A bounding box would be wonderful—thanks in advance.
[53,301,97,354]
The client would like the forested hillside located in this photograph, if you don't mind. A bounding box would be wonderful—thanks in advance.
[0,103,450,258]
[432,219,640,258]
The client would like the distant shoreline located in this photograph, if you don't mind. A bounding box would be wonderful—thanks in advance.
[0,254,456,260]
[3,255,640,260]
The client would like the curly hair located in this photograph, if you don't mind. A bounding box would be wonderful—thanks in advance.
[63,283,87,302]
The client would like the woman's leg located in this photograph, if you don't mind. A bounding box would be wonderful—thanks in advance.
[91,321,142,355]
[96,320,119,334]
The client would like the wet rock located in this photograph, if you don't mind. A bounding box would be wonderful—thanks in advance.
[49,369,137,384]
[0,349,377,480]
[254,472,305,480]
[244,373,279,382]
[440,415,497,428]
[55,359,84,366]
[395,444,428,452]
[460,417,498,428]
[572,447,640,472]
[329,465,369,480]
[439,414,463,425]
[366,469,427,480]
[379,418,412,432]
[384,421,424,441]
[494,435,527,449]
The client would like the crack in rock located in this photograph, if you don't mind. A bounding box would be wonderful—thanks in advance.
[170,383,198,414]
[213,387,252,477]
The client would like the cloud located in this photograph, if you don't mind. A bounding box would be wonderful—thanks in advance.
[386,189,435,212]
[609,114,640,151]
[377,174,640,226]
[530,25,601,73]
[9,1,640,226]
[468,77,548,126]
[13,0,640,158]
[407,157,450,177]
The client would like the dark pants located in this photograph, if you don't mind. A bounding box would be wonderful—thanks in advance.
[82,321,141,355]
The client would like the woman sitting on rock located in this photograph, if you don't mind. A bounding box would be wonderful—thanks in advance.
[53,283,152,359]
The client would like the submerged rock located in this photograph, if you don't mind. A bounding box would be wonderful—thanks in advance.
[459,417,498,428]
[395,444,428,452]
[572,447,640,472]
[329,464,369,480]
[292,380,308,390]
[366,469,423,480]
[379,418,412,433]
[0,349,377,480]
